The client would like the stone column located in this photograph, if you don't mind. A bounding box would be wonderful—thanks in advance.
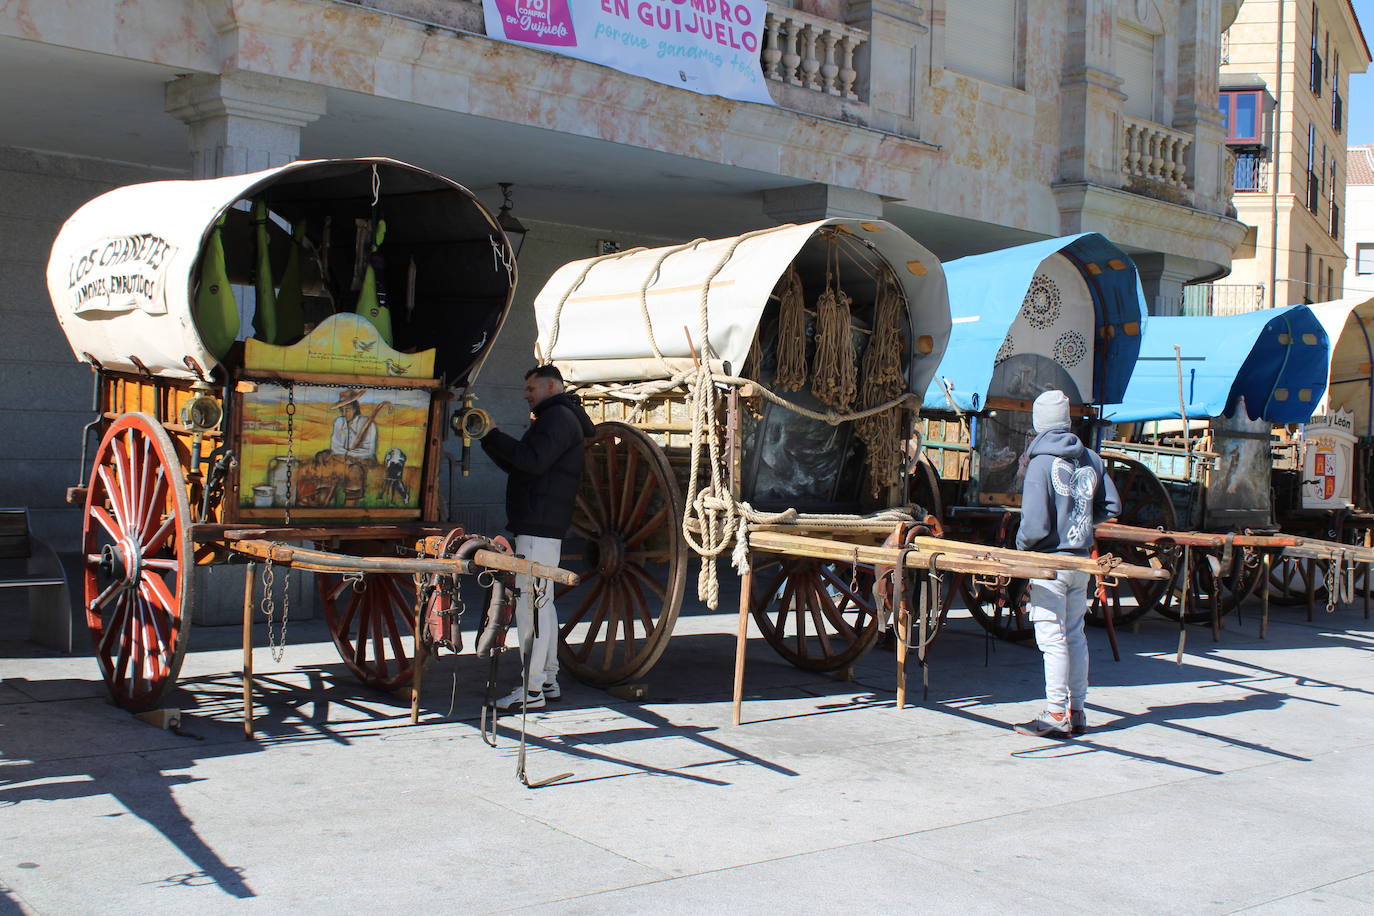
[844,0,928,136]
[1172,0,1228,213]
[165,71,327,179]
[1132,253,1203,316]
[166,72,326,624]
[1059,0,1126,188]
[763,183,885,222]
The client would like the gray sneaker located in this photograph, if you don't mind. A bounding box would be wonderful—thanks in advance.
[541,680,561,700]
[1070,708,1087,735]
[1013,711,1071,739]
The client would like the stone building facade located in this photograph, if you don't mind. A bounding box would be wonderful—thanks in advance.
[1,0,1247,579]
[1195,0,1370,315]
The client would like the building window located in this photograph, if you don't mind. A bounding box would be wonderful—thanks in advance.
[1318,257,1326,301]
[1220,90,1264,144]
[1310,3,1323,96]
[945,1,1019,88]
[1356,244,1374,275]
[1305,245,1313,304]
[1307,123,1320,212]
[1117,22,1158,120]
[1329,266,1336,300]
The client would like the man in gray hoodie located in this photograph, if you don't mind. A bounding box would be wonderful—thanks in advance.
[1013,390,1121,738]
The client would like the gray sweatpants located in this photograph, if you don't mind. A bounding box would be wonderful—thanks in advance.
[513,534,562,692]
[1027,568,1092,715]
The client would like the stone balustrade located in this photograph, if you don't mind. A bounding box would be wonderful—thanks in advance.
[761,4,867,101]
[1121,116,1193,189]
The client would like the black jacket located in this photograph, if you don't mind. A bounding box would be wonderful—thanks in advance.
[480,392,596,539]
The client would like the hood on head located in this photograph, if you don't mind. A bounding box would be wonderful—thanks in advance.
[1027,428,1084,460]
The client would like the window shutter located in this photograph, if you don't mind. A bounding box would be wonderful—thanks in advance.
[1116,24,1157,120]
[945,1,1017,87]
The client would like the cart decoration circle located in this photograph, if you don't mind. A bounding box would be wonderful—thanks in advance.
[994,333,1016,366]
[1053,330,1087,368]
[1022,274,1061,329]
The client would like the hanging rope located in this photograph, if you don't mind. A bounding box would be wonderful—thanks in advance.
[773,265,807,391]
[855,269,908,496]
[811,239,857,411]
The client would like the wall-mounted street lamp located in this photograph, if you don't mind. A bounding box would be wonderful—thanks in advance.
[497,182,528,259]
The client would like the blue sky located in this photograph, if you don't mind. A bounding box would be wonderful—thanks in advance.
[1347,0,1374,143]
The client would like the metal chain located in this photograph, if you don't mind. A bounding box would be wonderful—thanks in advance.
[260,555,290,663]
[1326,551,1353,614]
[284,383,296,526]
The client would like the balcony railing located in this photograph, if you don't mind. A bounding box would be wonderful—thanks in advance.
[1181,283,1267,316]
[1121,116,1192,189]
[1232,152,1269,192]
[761,4,867,101]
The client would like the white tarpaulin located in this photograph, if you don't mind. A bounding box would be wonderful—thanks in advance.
[1309,295,1374,435]
[534,219,951,397]
[46,158,505,383]
[482,0,774,105]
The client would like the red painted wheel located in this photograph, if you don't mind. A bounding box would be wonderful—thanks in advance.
[558,422,687,685]
[82,414,193,711]
[317,544,417,692]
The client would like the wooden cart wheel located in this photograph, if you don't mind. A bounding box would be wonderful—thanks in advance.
[316,542,417,692]
[907,453,944,531]
[557,422,687,685]
[1266,552,1329,606]
[1092,454,1180,624]
[961,576,1036,643]
[750,556,881,671]
[1156,546,1259,623]
[82,413,194,711]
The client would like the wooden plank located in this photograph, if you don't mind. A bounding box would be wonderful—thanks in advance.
[747,530,1057,580]
[237,372,441,390]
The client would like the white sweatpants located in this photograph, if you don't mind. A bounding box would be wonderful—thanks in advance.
[1028,568,1091,715]
[513,534,562,692]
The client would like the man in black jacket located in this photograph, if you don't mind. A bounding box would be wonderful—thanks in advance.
[480,364,596,711]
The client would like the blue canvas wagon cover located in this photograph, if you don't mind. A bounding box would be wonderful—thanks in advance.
[922,233,1148,412]
[1112,305,1330,424]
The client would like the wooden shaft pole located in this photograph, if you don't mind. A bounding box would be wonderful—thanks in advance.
[732,565,753,726]
[1261,551,1272,639]
[242,562,256,740]
[411,587,426,726]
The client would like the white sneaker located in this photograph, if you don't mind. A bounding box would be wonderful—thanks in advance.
[541,680,561,700]
[494,685,544,712]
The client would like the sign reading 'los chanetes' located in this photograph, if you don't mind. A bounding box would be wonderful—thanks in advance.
[482,0,774,105]
[65,233,177,316]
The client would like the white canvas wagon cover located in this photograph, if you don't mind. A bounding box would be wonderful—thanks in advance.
[46,157,511,383]
[533,219,951,395]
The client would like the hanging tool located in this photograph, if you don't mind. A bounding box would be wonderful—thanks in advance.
[451,393,493,476]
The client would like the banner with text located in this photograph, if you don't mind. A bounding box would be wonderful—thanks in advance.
[482,0,774,105]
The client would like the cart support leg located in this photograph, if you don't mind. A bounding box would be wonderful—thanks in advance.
[895,603,909,711]
[411,591,427,726]
[242,562,256,740]
[1260,552,1271,639]
[1306,558,1317,622]
[731,565,753,726]
[1176,545,1190,665]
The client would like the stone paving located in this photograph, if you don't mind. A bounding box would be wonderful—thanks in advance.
[1,587,1372,914]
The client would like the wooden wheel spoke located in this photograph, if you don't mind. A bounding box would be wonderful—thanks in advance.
[622,472,658,534]
[573,494,604,537]
[774,577,797,635]
[142,510,176,554]
[576,592,610,662]
[817,565,875,617]
[604,437,621,524]
[138,570,178,619]
[617,441,639,529]
[89,579,121,612]
[108,440,136,533]
[622,561,667,603]
[803,580,834,656]
[812,577,858,642]
[562,577,605,634]
[794,585,808,657]
[99,591,130,656]
[581,450,611,531]
[97,465,130,535]
[624,506,669,549]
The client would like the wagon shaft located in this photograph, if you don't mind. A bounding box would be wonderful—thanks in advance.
[746,530,1058,580]
[1095,521,1298,550]
[225,537,579,586]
